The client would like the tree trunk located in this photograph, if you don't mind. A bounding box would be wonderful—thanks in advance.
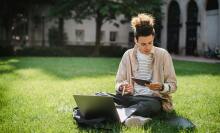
[1,1,12,46]
[58,17,64,45]
[41,16,45,47]
[5,22,12,45]
[93,12,103,56]
[27,6,36,47]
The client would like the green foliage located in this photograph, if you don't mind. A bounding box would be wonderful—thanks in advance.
[0,0,53,42]
[120,0,162,22]
[50,0,162,23]
[0,57,220,132]
[50,0,121,22]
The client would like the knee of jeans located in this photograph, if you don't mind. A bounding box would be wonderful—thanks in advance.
[150,102,162,114]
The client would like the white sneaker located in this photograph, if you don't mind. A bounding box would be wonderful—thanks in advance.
[124,116,152,127]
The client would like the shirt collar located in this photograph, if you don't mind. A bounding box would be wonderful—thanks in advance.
[132,45,155,60]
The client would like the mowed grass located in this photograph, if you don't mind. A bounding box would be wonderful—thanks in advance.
[0,57,219,133]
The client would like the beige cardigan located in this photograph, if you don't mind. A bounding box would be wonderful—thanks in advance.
[115,46,177,112]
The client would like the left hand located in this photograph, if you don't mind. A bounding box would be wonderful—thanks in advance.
[145,82,162,91]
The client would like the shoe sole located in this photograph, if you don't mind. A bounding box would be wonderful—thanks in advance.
[125,117,151,127]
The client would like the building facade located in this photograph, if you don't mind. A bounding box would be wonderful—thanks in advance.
[63,15,131,48]
[1,0,219,56]
[47,0,220,56]
[161,0,220,55]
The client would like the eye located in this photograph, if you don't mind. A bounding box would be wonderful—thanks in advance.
[148,42,153,45]
[141,43,146,46]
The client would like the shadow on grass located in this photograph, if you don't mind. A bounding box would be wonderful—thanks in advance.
[0,57,119,80]
[145,111,197,133]
[0,57,220,81]
[76,123,123,133]
[0,58,17,75]
[72,110,196,133]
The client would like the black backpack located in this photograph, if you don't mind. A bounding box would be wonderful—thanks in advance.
[72,92,116,130]
[73,107,109,129]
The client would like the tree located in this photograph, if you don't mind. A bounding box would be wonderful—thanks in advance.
[49,1,72,46]
[0,0,52,46]
[0,0,27,44]
[50,0,122,56]
[51,0,162,56]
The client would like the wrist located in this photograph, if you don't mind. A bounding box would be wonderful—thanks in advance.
[160,84,164,91]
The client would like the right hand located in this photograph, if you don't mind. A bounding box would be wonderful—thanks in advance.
[120,83,133,95]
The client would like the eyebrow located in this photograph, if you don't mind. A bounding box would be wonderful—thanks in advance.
[141,41,153,45]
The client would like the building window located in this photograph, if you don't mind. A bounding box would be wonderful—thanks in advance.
[110,31,117,42]
[101,31,105,42]
[206,0,219,10]
[75,29,84,42]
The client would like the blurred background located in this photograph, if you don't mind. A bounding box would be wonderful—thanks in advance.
[0,0,219,58]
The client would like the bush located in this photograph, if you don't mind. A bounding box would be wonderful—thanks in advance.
[100,46,127,57]
[0,45,14,56]
[16,45,128,57]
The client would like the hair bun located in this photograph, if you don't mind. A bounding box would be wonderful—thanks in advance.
[131,13,155,30]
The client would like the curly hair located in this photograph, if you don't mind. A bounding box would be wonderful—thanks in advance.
[131,13,155,39]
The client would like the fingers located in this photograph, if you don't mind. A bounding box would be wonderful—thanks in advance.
[152,84,161,88]
[146,82,162,90]
[125,84,133,93]
[122,84,133,94]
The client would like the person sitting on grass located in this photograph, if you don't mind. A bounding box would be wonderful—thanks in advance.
[115,13,177,127]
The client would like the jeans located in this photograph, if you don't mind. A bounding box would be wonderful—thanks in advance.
[112,94,162,117]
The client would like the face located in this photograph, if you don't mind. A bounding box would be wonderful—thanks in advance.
[135,35,154,54]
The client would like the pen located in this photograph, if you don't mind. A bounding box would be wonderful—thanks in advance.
[122,85,125,96]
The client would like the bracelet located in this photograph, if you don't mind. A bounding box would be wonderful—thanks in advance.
[160,84,164,91]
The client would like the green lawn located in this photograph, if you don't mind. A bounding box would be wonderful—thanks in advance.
[0,57,220,133]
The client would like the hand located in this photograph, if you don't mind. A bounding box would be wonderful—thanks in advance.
[145,82,162,91]
[120,83,133,95]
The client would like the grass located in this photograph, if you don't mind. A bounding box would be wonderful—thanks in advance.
[0,57,220,133]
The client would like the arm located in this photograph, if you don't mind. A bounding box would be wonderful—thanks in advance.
[160,51,177,94]
[115,52,127,94]
[115,51,134,94]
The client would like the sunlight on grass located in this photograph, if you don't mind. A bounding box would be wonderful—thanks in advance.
[0,57,220,132]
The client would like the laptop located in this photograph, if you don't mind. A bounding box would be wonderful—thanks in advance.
[73,95,136,123]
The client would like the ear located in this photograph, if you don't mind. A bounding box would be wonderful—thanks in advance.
[134,38,137,45]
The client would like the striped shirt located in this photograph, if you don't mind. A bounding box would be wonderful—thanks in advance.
[133,49,155,96]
